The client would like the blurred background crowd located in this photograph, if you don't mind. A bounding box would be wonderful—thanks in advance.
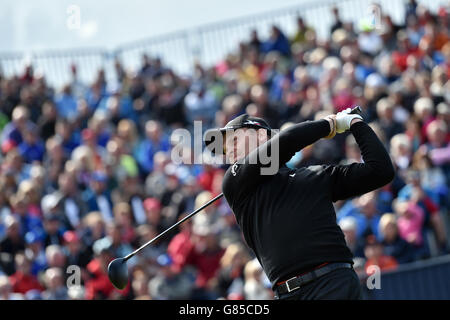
[0,0,449,300]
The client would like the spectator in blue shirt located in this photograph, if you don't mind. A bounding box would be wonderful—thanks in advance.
[337,191,382,241]
[18,125,45,163]
[55,85,78,121]
[1,105,30,148]
[82,171,114,224]
[261,26,291,57]
[136,120,171,175]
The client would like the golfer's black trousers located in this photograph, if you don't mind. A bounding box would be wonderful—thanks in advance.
[275,268,362,300]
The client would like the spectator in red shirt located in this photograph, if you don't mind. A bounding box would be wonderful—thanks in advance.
[392,31,420,72]
[364,235,398,273]
[9,253,44,295]
[167,213,194,273]
[182,223,224,299]
[85,238,129,299]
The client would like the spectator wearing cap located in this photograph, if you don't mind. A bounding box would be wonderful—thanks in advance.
[82,171,114,224]
[148,253,194,300]
[63,230,92,270]
[364,235,398,273]
[9,253,44,295]
[143,197,167,235]
[24,231,47,276]
[136,120,170,175]
[379,213,416,264]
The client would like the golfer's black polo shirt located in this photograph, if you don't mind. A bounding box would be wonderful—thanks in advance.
[222,120,394,288]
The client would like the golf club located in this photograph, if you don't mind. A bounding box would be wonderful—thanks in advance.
[108,192,224,289]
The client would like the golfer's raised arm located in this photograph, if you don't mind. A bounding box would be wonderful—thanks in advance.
[246,119,332,169]
[225,119,332,199]
[326,121,395,202]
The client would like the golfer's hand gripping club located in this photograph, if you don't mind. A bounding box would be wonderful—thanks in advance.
[324,106,363,139]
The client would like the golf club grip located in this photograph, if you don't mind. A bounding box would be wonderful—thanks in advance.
[349,106,362,115]
[124,193,224,261]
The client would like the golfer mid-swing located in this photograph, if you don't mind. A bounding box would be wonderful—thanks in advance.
[204,108,395,300]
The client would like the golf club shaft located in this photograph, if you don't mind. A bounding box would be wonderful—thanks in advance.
[123,193,224,261]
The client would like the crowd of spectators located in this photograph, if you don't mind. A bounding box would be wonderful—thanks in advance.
[0,0,449,299]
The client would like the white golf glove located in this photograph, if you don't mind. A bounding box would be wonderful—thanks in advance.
[336,108,363,133]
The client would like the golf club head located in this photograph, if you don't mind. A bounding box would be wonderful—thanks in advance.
[108,258,129,290]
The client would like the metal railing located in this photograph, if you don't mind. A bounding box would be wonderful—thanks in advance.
[361,254,450,299]
[0,0,443,89]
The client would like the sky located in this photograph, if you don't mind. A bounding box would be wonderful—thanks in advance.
[0,0,442,86]
[1,0,309,52]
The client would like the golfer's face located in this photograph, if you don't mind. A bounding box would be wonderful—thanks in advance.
[225,128,259,163]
